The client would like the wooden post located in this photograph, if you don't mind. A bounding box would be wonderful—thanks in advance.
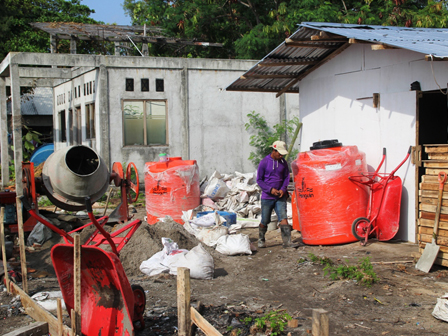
[190,306,223,336]
[16,197,28,293]
[0,207,10,292]
[2,321,49,336]
[312,309,329,336]
[57,298,64,336]
[177,267,191,336]
[72,234,81,336]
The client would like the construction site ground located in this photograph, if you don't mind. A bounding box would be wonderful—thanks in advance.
[2,205,448,335]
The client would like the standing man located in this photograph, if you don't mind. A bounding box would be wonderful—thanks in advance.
[257,140,296,248]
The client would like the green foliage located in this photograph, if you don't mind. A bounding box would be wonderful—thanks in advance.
[38,196,53,207]
[242,316,253,325]
[0,0,100,60]
[245,111,300,167]
[309,253,379,287]
[254,310,292,336]
[123,0,448,59]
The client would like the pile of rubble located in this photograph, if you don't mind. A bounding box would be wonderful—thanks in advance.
[200,171,261,219]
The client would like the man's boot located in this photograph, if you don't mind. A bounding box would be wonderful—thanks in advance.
[280,225,298,248]
[258,225,267,248]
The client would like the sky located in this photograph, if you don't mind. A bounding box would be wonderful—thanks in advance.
[81,0,131,26]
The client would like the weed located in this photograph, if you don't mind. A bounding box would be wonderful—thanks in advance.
[245,111,301,167]
[242,316,253,325]
[309,254,379,287]
[297,257,307,264]
[38,196,52,207]
[254,310,291,336]
[226,326,233,332]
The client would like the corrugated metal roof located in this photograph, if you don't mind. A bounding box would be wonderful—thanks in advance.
[226,22,448,95]
[7,87,53,115]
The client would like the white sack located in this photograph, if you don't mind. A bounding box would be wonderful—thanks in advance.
[163,244,214,280]
[190,213,216,227]
[203,177,230,200]
[208,171,223,181]
[196,225,228,247]
[215,234,252,256]
[433,294,448,322]
[139,250,170,276]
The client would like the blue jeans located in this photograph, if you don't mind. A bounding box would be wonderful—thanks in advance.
[260,196,287,226]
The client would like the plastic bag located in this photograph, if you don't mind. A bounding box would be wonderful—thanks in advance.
[31,291,66,311]
[27,221,53,246]
[162,244,214,280]
[215,234,252,255]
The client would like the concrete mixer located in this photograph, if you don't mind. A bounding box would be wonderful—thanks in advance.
[2,145,139,233]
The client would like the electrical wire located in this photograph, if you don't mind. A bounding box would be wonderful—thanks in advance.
[429,54,448,95]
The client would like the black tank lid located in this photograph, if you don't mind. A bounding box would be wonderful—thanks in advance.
[310,139,342,150]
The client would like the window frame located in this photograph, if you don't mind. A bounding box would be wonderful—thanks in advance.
[122,99,168,147]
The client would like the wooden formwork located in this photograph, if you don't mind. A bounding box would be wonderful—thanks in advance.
[418,144,448,267]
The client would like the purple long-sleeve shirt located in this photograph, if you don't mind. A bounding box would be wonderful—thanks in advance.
[257,154,290,200]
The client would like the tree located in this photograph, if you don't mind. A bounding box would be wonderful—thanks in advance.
[123,0,448,59]
[0,0,99,60]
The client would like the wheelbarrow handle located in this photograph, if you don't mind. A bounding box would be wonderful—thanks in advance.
[19,196,74,243]
[84,197,119,256]
[438,171,447,189]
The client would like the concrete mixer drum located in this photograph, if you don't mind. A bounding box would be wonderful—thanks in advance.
[41,145,110,211]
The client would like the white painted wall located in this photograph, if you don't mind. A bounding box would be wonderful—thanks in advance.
[297,44,448,242]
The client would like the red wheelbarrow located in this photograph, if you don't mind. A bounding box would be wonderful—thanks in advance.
[348,146,412,245]
[21,196,146,335]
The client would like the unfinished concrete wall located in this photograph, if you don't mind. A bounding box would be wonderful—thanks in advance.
[53,57,291,181]
[296,44,448,242]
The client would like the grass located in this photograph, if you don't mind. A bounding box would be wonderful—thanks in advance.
[307,253,379,287]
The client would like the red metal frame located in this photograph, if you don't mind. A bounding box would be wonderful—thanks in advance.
[21,196,145,333]
[349,146,412,245]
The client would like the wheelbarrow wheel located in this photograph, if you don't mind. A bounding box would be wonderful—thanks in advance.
[131,284,146,331]
[352,217,371,241]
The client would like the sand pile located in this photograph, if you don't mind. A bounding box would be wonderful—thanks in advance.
[118,218,220,276]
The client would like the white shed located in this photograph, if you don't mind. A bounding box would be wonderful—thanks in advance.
[228,22,448,243]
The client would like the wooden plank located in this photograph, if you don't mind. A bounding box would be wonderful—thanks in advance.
[424,162,448,168]
[312,309,329,336]
[190,307,223,336]
[0,207,10,293]
[419,218,448,230]
[419,189,448,199]
[72,234,81,336]
[16,197,28,294]
[10,282,72,336]
[421,175,440,183]
[419,197,448,207]
[2,322,49,336]
[57,298,64,336]
[425,147,448,153]
[418,233,448,246]
[419,203,448,215]
[425,168,448,176]
[420,211,448,222]
[419,226,448,238]
[177,267,191,336]
[419,182,448,192]
[428,154,448,160]
[435,258,448,267]
[419,242,448,253]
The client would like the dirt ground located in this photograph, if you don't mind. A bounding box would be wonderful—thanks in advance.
[2,205,448,335]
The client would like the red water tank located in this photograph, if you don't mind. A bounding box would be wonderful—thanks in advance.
[145,158,200,225]
[291,140,368,245]
[291,192,300,232]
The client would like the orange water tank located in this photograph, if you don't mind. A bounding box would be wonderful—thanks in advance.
[145,158,200,225]
[291,140,368,245]
[291,192,300,232]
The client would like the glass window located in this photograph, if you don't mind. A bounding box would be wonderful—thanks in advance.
[123,100,167,146]
[86,103,95,139]
[59,110,66,142]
